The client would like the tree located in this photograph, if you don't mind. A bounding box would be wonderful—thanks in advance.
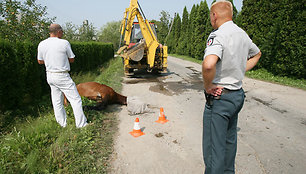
[78,20,96,42]
[173,13,181,53]
[62,22,78,41]
[156,10,171,45]
[0,0,54,42]
[238,0,305,79]
[187,4,198,57]
[193,1,210,59]
[238,0,277,70]
[166,13,181,53]
[98,21,121,51]
[62,21,98,42]
[177,6,189,55]
[263,0,305,78]
[228,0,238,21]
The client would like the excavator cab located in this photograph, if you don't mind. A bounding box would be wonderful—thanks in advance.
[129,22,157,48]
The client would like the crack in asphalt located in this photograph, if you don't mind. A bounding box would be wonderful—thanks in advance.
[238,135,268,174]
[252,96,287,114]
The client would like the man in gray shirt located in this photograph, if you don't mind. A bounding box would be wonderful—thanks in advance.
[202,1,261,173]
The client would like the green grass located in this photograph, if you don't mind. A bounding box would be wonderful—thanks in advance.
[0,57,124,174]
[94,57,124,92]
[245,69,306,90]
[170,54,306,90]
[170,54,203,64]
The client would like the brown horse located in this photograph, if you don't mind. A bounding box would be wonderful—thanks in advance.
[64,82,127,110]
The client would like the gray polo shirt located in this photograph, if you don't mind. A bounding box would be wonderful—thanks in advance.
[204,21,260,90]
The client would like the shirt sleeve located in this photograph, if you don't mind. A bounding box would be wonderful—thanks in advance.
[37,43,44,60]
[65,41,75,59]
[204,33,223,60]
[248,41,260,59]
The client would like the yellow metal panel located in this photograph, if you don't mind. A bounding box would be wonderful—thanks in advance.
[163,46,168,68]
[147,41,159,68]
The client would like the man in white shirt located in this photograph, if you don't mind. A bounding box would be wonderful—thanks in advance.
[202,1,261,173]
[37,24,88,128]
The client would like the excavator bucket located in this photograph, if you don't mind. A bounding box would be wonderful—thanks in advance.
[126,41,145,62]
[117,45,127,55]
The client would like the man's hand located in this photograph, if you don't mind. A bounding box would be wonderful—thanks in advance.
[205,84,224,96]
[69,58,74,63]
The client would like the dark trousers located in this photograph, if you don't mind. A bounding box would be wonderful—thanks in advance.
[203,89,245,174]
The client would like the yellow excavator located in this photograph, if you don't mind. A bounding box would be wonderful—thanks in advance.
[117,0,168,74]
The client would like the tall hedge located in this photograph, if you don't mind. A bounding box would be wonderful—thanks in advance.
[176,7,189,55]
[166,14,181,53]
[193,0,210,59]
[0,40,45,111]
[70,42,114,73]
[158,0,304,79]
[237,0,305,78]
[0,40,114,111]
[188,4,198,58]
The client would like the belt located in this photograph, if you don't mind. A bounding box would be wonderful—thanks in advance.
[47,71,69,73]
[204,88,241,106]
[221,88,241,94]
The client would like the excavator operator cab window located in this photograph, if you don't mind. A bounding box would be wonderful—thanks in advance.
[131,23,142,44]
[130,22,157,44]
[150,23,158,39]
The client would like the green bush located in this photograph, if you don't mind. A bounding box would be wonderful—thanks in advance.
[71,42,114,73]
[237,0,305,79]
[0,40,46,111]
[0,40,114,112]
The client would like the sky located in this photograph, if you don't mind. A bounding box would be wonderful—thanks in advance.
[35,0,243,30]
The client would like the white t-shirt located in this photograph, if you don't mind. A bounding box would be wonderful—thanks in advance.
[204,21,260,90]
[37,37,75,72]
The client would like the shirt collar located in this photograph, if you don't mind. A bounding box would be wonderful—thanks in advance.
[49,37,59,39]
[218,20,233,30]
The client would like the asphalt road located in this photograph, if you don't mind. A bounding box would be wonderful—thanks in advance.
[110,56,306,174]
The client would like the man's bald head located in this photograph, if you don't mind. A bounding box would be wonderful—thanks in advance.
[49,24,62,34]
[211,0,233,19]
[49,24,63,38]
[209,0,233,29]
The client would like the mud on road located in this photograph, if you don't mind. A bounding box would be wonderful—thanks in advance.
[110,56,306,174]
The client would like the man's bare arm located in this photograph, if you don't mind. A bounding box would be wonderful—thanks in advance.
[37,60,44,64]
[202,55,219,90]
[69,58,74,63]
[246,51,261,72]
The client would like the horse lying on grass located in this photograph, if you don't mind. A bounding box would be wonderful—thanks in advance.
[64,82,127,110]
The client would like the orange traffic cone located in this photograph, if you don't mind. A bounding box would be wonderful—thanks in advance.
[129,118,145,137]
[155,107,169,124]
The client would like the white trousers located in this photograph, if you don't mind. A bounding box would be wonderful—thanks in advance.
[47,72,87,128]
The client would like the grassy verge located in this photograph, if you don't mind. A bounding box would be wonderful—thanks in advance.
[170,54,203,64]
[170,54,306,90]
[0,57,124,174]
[245,69,306,90]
